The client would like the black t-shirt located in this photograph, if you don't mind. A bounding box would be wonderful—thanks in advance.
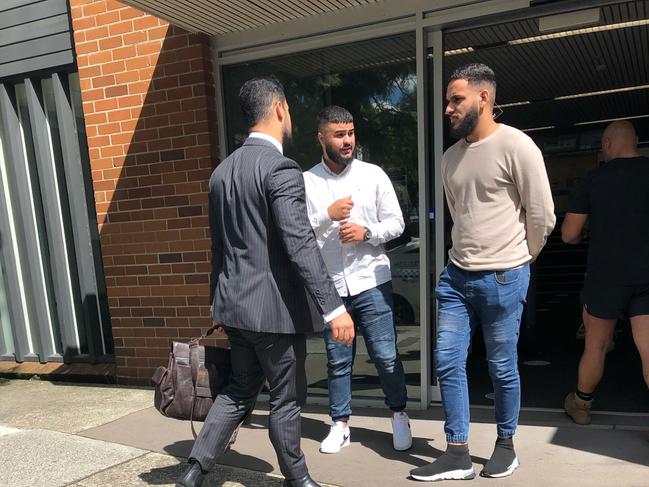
[568,156,649,285]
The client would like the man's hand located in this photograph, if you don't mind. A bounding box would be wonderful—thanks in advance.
[328,196,353,221]
[211,319,226,335]
[339,221,366,243]
[329,312,355,345]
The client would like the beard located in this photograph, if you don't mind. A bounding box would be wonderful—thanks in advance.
[282,123,293,147]
[325,141,355,166]
[449,104,479,139]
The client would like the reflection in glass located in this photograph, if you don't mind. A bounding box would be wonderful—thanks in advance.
[223,33,421,401]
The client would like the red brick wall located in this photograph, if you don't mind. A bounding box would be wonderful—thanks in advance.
[69,0,223,385]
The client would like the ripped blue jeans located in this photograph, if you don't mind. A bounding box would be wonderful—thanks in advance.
[435,262,529,443]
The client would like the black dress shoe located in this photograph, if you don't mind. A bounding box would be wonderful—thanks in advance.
[283,473,322,487]
[175,459,207,487]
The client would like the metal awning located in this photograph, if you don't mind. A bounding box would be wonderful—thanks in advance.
[119,0,531,53]
[120,0,381,36]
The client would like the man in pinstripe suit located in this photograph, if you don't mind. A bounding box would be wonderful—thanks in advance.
[175,76,355,487]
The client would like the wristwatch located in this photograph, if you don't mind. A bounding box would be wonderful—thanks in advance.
[363,227,372,241]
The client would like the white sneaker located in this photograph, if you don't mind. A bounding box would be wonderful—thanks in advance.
[319,421,351,454]
[391,411,412,451]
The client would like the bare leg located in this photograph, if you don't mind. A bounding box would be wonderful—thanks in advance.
[630,315,649,389]
[577,308,616,394]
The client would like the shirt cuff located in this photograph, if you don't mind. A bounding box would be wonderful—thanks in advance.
[323,304,346,323]
[312,209,331,228]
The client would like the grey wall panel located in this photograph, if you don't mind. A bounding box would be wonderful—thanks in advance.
[1,0,56,11]
[0,0,74,80]
[0,52,75,80]
[0,0,68,28]
[0,33,72,65]
[0,15,71,48]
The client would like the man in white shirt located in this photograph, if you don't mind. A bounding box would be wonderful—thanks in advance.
[303,105,412,454]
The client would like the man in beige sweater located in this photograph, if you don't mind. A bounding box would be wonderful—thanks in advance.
[410,64,555,482]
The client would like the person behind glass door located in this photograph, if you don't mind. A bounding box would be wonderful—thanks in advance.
[410,63,555,481]
[303,105,412,454]
[175,78,355,487]
[562,120,649,427]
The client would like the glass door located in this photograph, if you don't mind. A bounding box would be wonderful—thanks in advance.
[222,32,424,404]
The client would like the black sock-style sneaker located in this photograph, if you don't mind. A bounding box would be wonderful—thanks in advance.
[480,436,519,478]
[410,443,475,482]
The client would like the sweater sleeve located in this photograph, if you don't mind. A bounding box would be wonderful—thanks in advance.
[441,156,457,223]
[511,138,556,260]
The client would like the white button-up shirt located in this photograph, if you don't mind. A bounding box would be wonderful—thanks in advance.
[303,159,405,297]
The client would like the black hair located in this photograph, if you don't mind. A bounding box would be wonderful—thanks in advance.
[449,63,497,97]
[317,105,354,132]
[238,76,286,129]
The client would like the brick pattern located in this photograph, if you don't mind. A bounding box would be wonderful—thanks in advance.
[69,0,222,385]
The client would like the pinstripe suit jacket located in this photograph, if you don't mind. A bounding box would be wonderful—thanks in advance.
[209,137,343,334]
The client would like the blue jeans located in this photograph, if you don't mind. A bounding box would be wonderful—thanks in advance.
[324,281,408,421]
[435,262,530,443]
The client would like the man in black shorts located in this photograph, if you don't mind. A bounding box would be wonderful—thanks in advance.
[561,120,649,425]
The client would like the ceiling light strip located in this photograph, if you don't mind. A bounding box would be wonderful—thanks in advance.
[574,114,649,126]
[497,100,531,108]
[444,47,475,56]
[507,19,649,46]
[444,19,649,57]
[496,84,649,108]
[555,84,649,100]
[508,19,649,45]
[522,125,556,132]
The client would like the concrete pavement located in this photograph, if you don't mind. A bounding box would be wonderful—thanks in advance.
[0,378,647,486]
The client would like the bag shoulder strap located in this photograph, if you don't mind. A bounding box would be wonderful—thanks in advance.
[189,343,201,438]
[187,324,219,438]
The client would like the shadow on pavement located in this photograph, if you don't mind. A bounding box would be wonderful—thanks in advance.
[161,438,275,473]
[245,412,489,469]
[138,460,184,485]
[549,427,649,467]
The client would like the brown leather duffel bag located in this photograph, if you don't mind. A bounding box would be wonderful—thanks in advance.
[152,326,235,438]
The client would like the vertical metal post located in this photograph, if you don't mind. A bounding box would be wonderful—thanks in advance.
[212,41,229,162]
[431,29,445,402]
[416,12,432,409]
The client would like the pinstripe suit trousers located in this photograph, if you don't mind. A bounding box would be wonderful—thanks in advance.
[189,327,309,480]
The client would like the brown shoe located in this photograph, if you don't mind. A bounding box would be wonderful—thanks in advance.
[564,392,592,425]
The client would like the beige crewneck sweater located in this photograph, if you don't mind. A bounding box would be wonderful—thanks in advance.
[443,124,556,271]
